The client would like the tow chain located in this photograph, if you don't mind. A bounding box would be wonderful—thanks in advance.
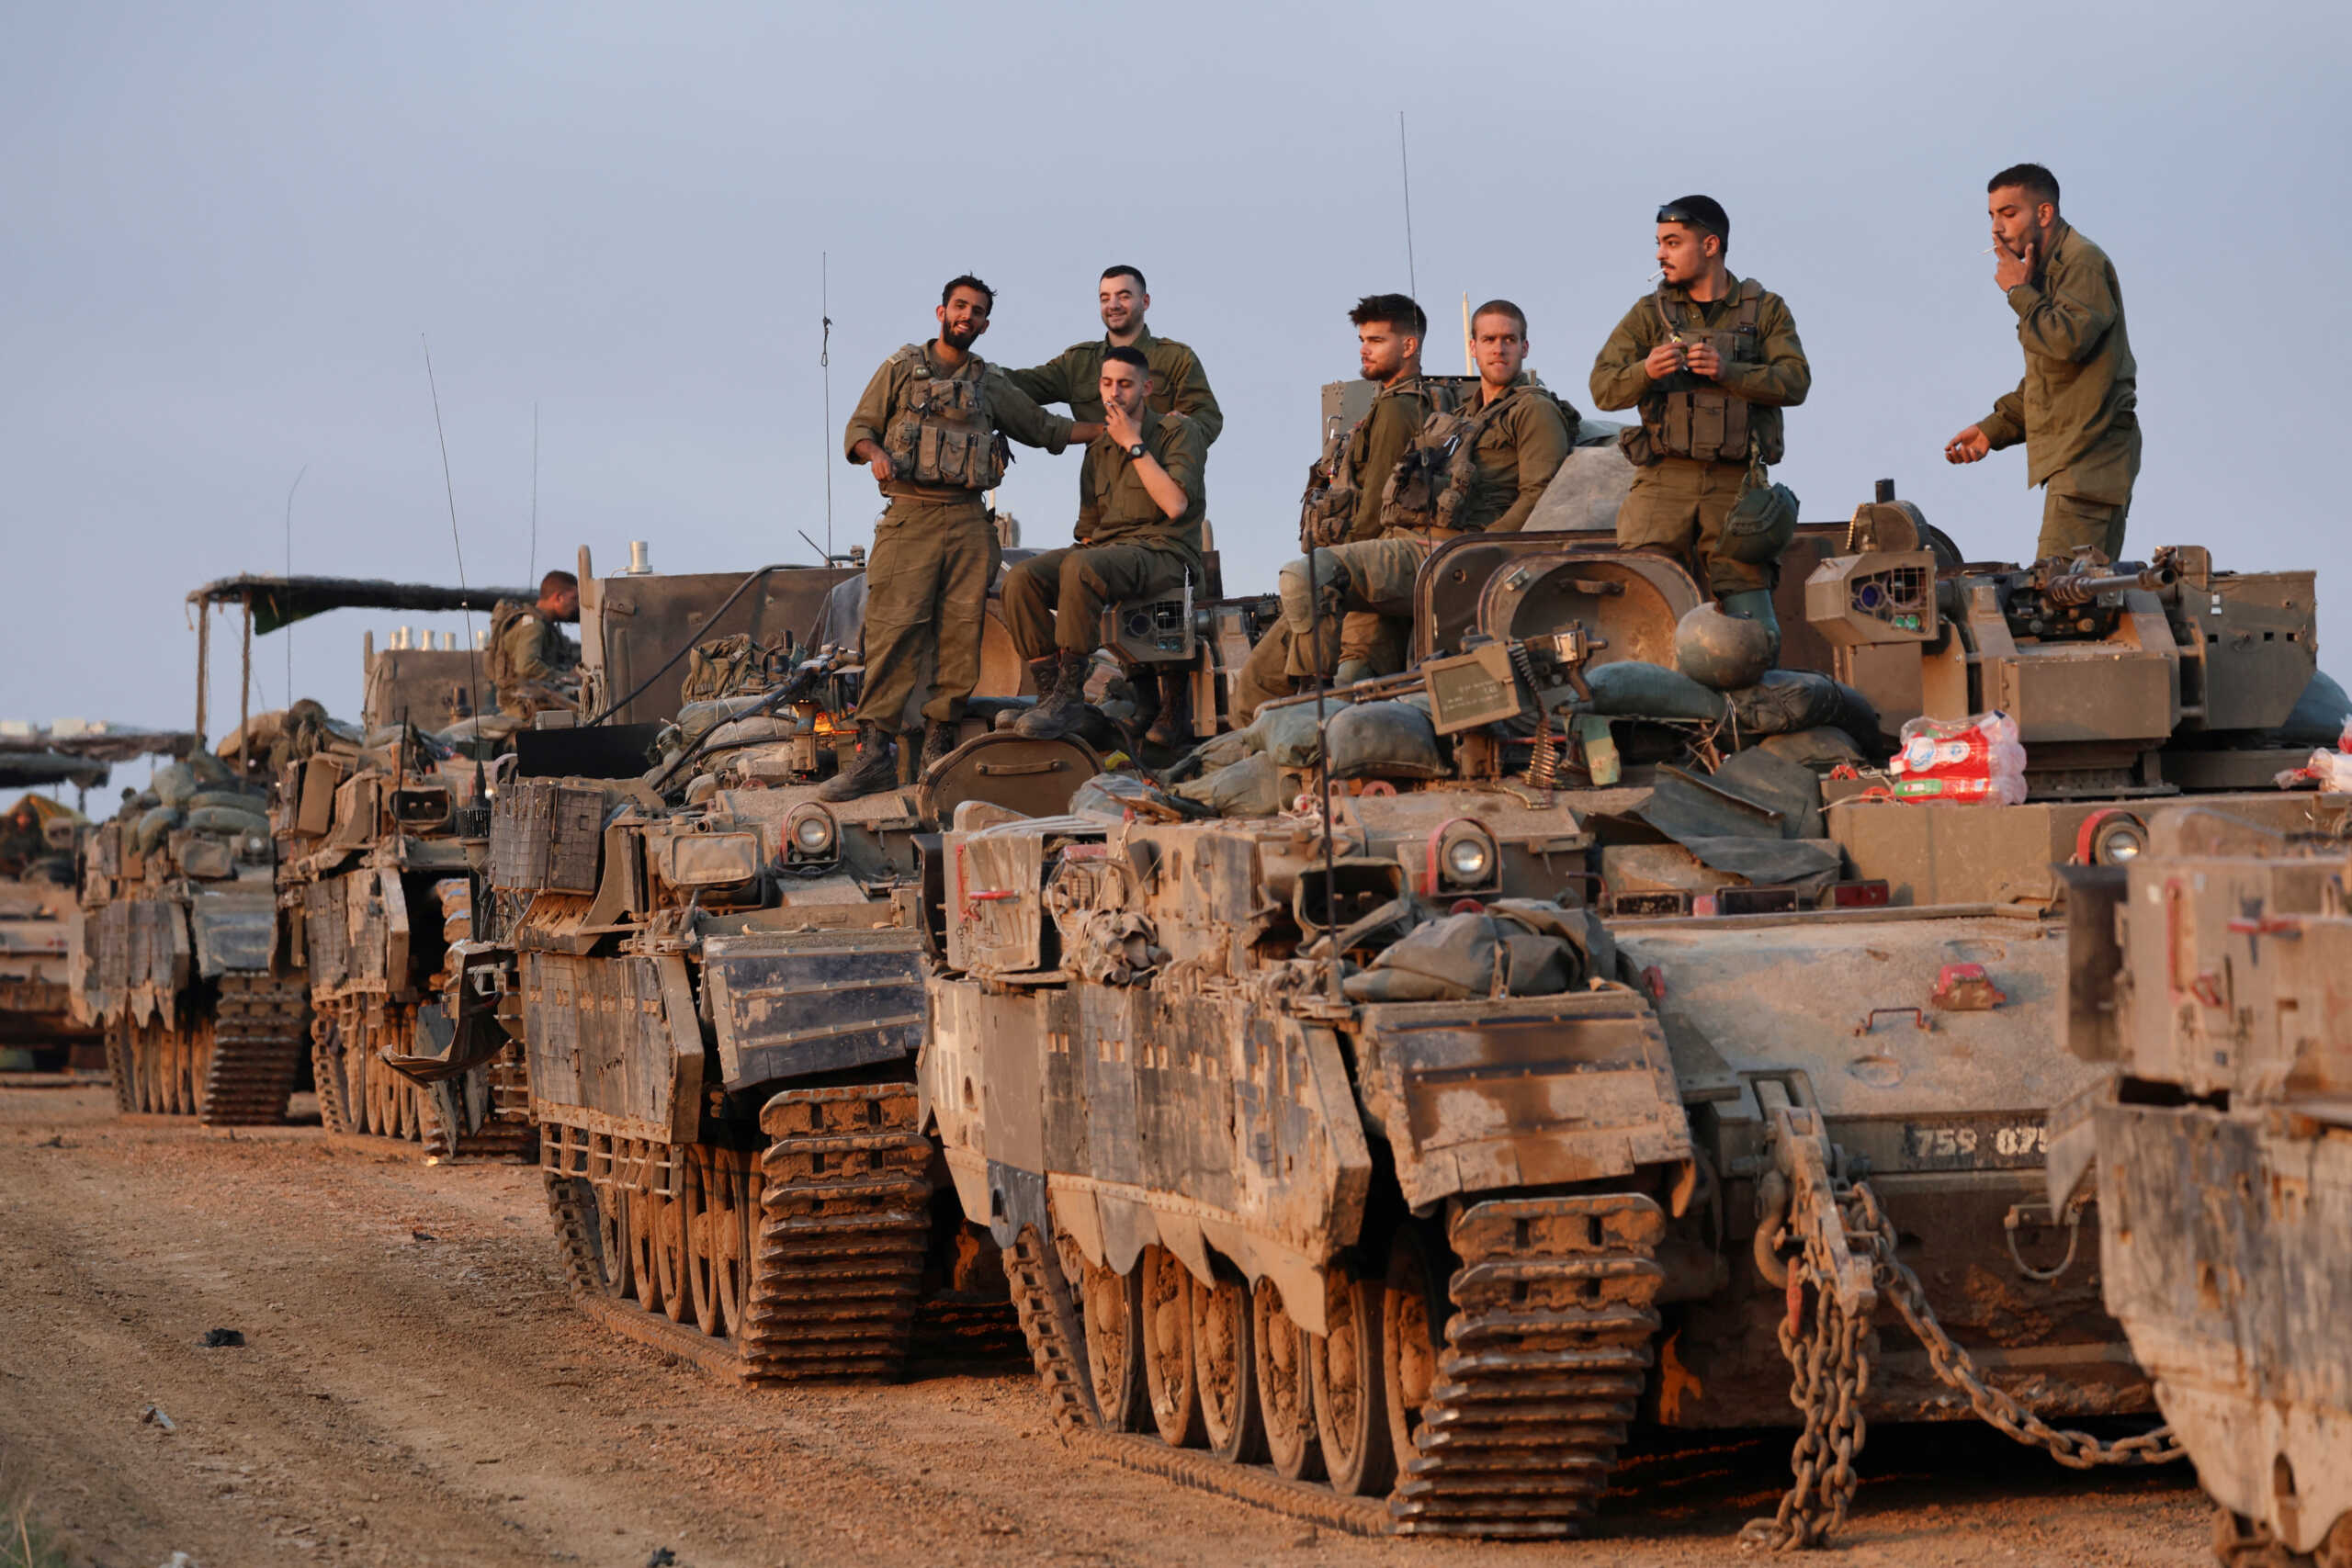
[1744,1095,2185,1552]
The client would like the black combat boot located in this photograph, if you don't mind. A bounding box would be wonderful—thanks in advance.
[818,722,900,802]
[920,719,959,772]
[1143,671,1193,751]
[1016,649,1093,739]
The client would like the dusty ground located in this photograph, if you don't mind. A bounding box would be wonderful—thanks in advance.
[0,1084,2214,1568]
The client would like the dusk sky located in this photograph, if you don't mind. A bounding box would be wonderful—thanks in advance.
[6,2,2345,750]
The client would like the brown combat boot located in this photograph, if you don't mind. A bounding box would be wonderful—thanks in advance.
[1015,650,1093,739]
[1143,671,1193,751]
[920,720,959,772]
[818,722,899,802]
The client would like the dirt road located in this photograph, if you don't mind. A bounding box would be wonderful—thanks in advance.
[0,1085,2212,1568]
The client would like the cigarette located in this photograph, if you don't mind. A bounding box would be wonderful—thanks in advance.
[1979,246,1998,254]
[1645,268,1666,282]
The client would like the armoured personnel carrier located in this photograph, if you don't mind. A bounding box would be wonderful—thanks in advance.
[0,761,100,1069]
[2064,805,2352,1565]
[917,491,2335,1540]
[487,549,1113,1376]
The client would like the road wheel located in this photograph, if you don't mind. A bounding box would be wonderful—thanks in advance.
[1311,1262,1394,1496]
[1140,1246,1205,1449]
[1384,1219,1451,1480]
[1253,1279,1322,1481]
[1193,1270,1264,1464]
[1082,1258,1147,1432]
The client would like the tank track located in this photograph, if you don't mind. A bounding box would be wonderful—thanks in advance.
[739,1083,936,1382]
[1392,1194,1665,1538]
[198,975,306,1127]
[1003,1193,1662,1540]
[543,1161,605,1294]
[104,1019,136,1114]
[310,1012,351,1134]
[447,1047,537,1161]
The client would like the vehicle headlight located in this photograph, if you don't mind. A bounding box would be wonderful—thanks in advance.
[785,804,838,860]
[2091,814,2146,863]
[1432,823,1498,890]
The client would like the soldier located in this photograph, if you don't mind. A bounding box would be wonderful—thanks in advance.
[1589,196,1810,652]
[1234,294,1441,719]
[825,275,1094,803]
[1003,345,1206,743]
[1004,265,1222,446]
[1272,299,1574,683]
[486,570,582,718]
[1945,164,2139,563]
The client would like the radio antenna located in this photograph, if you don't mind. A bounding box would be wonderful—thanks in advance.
[821,252,835,561]
[421,334,481,715]
[528,400,540,583]
[282,463,305,701]
[1397,112,1419,302]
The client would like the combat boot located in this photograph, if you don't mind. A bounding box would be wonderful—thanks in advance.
[818,722,900,802]
[1016,650,1093,739]
[920,720,959,773]
[1143,671,1193,751]
[1717,589,1782,665]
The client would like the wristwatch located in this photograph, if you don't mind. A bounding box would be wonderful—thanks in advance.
[1125,442,1148,461]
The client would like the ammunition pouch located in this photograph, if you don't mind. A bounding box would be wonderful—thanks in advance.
[1616,423,1661,468]
[884,345,1009,491]
[1297,437,1358,549]
[1639,282,1781,465]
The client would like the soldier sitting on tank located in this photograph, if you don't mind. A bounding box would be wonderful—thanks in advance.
[1272,299,1575,684]
[1005,345,1207,744]
[487,570,582,719]
[1589,196,1810,658]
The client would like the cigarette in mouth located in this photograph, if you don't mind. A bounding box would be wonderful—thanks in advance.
[1645,268,1666,282]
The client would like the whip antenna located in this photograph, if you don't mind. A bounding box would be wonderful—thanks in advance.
[529,400,540,583]
[1398,112,1419,302]
[421,335,482,718]
[283,463,305,702]
[821,252,835,561]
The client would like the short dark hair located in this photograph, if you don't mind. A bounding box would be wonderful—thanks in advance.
[1100,265,1147,292]
[1470,299,1527,336]
[539,569,577,598]
[1102,344,1151,374]
[941,274,995,311]
[1349,293,1427,339]
[1987,163,2060,208]
[1658,194,1730,245]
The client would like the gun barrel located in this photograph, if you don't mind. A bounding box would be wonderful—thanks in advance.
[2044,565,2177,607]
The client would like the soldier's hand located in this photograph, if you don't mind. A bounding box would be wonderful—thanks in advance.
[1103,403,1142,452]
[1642,342,1685,380]
[1945,425,1992,464]
[1683,342,1724,379]
[867,451,896,483]
[1994,238,2036,292]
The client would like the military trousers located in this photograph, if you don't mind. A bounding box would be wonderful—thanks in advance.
[1276,534,1441,680]
[1614,458,1773,597]
[1001,541,1197,659]
[1232,611,1408,722]
[854,496,1000,728]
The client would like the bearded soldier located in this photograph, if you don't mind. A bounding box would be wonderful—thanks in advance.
[485,570,581,718]
[825,275,1098,804]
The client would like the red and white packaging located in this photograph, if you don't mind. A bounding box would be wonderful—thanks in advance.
[1886,711,2027,806]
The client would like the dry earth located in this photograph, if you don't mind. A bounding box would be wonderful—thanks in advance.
[0,1084,2213,1568]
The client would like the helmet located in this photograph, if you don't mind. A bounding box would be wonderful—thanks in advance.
[1674,602,1773,691]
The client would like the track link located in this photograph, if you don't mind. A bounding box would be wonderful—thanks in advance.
[199,975,307,1127]
[1391,1193,1665,1538]
[104,1019,135,1114]
[739,1083,934,1382]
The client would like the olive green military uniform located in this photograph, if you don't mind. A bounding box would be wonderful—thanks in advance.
[1233,376,1439,719]
[1974,220,2138,562]
[1003,328,1222,446]
[1589,276,1810,596]
[486,599,580,717]
[1276,377,1572,681]
[1002,412,1206,657]
[842,343,1075,728]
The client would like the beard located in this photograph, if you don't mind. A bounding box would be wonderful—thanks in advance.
[942,321,979,351]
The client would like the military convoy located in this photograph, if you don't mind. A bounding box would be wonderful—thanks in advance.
[2065,806,2351,1566]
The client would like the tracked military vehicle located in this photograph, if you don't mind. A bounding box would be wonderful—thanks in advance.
[2064,806,2352,1566]
[918,489,2335,1540]
[484,549,1108,1377]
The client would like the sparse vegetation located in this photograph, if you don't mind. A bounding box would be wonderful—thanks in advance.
[0,1448,69,1568]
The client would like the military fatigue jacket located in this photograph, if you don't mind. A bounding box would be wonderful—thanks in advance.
[1975,220,2137,501]
[1452,377,1575,535]
[1005,327,1223,446]
[1077,411,1207,559]
[488,600,578,687]
[1588,276,1810,461]
[841,343,1075,501]
[1346,377,1438,542]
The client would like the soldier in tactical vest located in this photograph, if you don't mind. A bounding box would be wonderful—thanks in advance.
[1233,294,1442,720]
[826,275,1098,804]
[1002,345,1208,743]
[1004,265,1222,446]
[486,570,581,718]
[1944,163,2139,564]
[1272,299,1575,683]
[1590,196,1810,653]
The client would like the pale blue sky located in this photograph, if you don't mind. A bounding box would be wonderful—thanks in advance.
[5,1,2345,738]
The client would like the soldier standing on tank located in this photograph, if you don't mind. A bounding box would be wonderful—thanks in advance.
[1944,164,2139,564]
[1002,346,1207,742]
[1233,294,1440,720]
[1589,196,1810,651]
[486,570,581,718]
[1272,299,1573,683]
[825,276,1097,804]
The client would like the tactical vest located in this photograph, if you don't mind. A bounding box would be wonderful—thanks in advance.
[1639,281,1778,465]
[884,344,1009,491]
[1379,382,1572,535]
[484,600,536,694]
[1296,425,1356,549]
